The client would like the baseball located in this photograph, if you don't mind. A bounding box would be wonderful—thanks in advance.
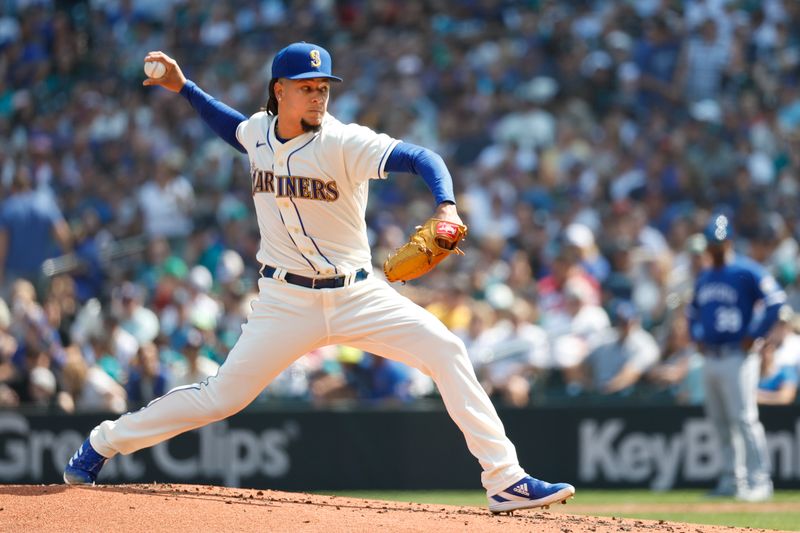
[144,61,166,79]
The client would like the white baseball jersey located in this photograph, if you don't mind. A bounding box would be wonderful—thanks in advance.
[236,112,399,277]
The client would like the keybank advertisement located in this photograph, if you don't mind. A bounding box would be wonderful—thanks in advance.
[578,417,800,490]
[1,406,799,488]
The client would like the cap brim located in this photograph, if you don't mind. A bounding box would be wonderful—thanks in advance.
[284,72,343,82]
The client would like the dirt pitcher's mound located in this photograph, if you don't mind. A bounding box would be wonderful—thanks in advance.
[0,483,780,533]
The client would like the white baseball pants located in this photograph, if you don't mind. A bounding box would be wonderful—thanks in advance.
[90,275,526,494]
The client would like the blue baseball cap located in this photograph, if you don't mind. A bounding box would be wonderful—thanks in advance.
[271,42,342,82]
[704,214,734,244]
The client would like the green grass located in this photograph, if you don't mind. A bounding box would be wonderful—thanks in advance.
[320,489,800,531]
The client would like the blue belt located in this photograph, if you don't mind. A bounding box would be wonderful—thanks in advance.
[261,265,369,289]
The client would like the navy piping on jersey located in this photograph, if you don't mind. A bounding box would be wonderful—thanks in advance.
[266,121,275,153]
[278,208,319,274]
[290,198,338,274]
[286,135,339,275]
[269,121,318,273]
[377,142,394,179]
[117,370,221,419]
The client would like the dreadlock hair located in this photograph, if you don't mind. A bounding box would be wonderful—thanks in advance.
[263,78,279,115]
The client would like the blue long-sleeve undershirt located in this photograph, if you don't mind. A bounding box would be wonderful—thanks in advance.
[179,80,247,154]
[750,300,783,339]
[385,142,455,206]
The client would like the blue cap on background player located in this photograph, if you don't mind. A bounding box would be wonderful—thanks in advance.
[610,299,639,324]
[704,214,734,243]
[271,42,342,82]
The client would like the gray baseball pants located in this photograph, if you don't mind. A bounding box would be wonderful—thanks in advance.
[702,347,771,493]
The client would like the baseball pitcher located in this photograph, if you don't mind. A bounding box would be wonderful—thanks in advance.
[62,42,574,513]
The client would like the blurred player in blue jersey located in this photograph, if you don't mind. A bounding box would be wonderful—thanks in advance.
[688,214,785,501]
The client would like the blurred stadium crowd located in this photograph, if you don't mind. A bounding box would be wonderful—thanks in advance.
[1,0,800,412]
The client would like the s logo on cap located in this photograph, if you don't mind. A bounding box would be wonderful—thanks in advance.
[271,42,342,81]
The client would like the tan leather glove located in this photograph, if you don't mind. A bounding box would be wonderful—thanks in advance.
[383,218,467,283]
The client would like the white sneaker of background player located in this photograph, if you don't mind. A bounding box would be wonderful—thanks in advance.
[736,484,773,502]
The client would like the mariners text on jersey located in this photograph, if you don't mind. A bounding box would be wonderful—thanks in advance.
[251,167,339,202]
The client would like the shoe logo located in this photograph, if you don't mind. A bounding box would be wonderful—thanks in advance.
[256,140,266,148]
[68,444,83,466]
[512,483,530,497]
